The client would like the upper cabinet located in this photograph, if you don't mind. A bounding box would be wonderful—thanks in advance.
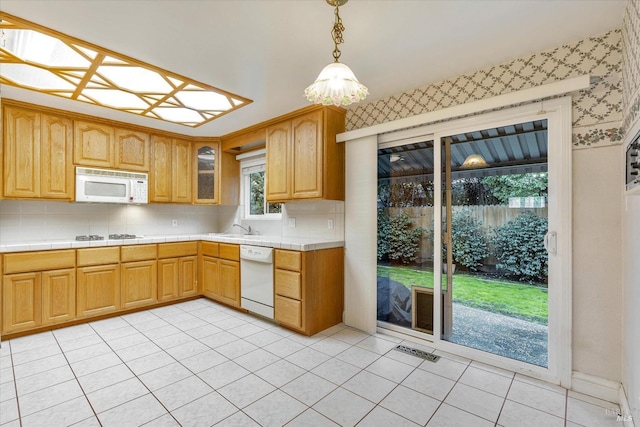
[193,143,218,204]
[115,129,150,172]
[1,101,240,205]
[74,120,115,168]
[172,139,192,203]
[3,106,74,200]
[265,107,345,202]
[150,136,192,203]
[74,120,149,172]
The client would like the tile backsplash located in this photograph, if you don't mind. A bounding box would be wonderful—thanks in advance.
[0,201,219,243]
[0,199,345,243]
[217,200,345,241]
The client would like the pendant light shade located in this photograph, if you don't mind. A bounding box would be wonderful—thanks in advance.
[305,0,368,107]
[461,154,489,169]
[305,62,368,107]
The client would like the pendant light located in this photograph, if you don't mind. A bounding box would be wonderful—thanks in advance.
[461,154,489,169]
[304,0,368,107]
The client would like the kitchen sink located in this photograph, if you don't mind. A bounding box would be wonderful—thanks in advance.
[208,233,261,239]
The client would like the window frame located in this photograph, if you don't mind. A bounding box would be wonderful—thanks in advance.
[239,151,282,220]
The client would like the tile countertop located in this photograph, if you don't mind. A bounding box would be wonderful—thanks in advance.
[0,233,344,253]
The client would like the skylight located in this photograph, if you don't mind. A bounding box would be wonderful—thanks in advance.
[0,13,252,127]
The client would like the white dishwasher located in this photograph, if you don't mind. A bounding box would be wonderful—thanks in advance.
[240,245,274,319]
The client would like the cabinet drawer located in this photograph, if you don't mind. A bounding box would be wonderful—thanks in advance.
[275,295,302,329]
[219,243,239,261]
[77,247,120,267]
[275,269,301,300]
[158,242,198,258]
[275,250,301,272]
[200,241,219,257]
[120,244,157,262]
[4,250,75,274]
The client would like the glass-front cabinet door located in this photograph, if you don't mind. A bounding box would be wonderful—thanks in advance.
[193,142,219,204]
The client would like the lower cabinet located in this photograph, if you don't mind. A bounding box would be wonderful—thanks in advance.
[179,257,198,297]
[121,244,158,309]
[274,247,344,336]
[42,269,76,325]
[121,260,157,309]
[0,241,344,338]
[76,264,120,318]
[157,242,198,301]
[3,272,41,333]
[76,246,121,319]
[2,250,76,334]
[157,257,196,301]
[158,258,179,301]
[199,242,240,308]
[218,259,240,307]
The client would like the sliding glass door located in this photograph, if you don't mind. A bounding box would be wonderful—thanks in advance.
[377,140,436,333]
[440,121,550,368]
[377,117,554,370]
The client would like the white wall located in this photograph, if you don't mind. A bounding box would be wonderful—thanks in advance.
[572,145,623,382]
[621,0,640,420]
[623,193,640,421]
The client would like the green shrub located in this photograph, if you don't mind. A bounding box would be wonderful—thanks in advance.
[449,212,489,271]
[491,212,548,283]
[377,211,423,264]
[377,212,391,261]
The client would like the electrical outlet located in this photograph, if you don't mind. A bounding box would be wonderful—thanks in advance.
[328,219,334,230]
[288,217,296,228]
[172,219,178,227]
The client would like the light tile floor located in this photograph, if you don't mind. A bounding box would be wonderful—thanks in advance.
[0,298,623,426]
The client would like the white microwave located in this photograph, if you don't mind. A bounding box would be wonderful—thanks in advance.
[75,167,148,204]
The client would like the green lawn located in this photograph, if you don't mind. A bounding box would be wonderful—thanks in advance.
[377,264,548,325]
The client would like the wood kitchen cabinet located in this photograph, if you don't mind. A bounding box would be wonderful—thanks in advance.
[76,247,121,318]
[150,136,192,203]
[157,242,197,301]
[199,242,240,307]
[3,106,74,200]
[150,135,172,202]
[192,141,239,205]
[121,261,157,309]
[274,247,344,335]
[193,142,218,204]
[172,139,192,203]
[121,244,158,309]
[42,269,77,326]
[2,249,76,333]
[74,120,115,168]
[115,128,150,172]
[3,272,41,333]
[266,107,345,202]
[74,120,150,172]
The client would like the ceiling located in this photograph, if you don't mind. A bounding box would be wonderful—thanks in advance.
[0,0,627,138]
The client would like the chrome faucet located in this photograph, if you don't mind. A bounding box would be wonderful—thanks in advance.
[232,223,253,235]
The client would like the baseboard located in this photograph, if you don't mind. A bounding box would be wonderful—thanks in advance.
[571,371,622,404]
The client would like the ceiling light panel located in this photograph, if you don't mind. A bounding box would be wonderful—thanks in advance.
[0,13,252,127]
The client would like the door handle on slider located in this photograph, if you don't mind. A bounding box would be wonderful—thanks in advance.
[544,231,557,255]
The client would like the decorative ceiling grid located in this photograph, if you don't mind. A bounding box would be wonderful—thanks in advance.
[0,13,252,127]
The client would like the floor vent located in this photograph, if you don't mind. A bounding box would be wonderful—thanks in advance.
[394,345,440,362]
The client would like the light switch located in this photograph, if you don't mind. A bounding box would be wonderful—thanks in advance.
[288,218,296,228]
[328,219,334,230]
